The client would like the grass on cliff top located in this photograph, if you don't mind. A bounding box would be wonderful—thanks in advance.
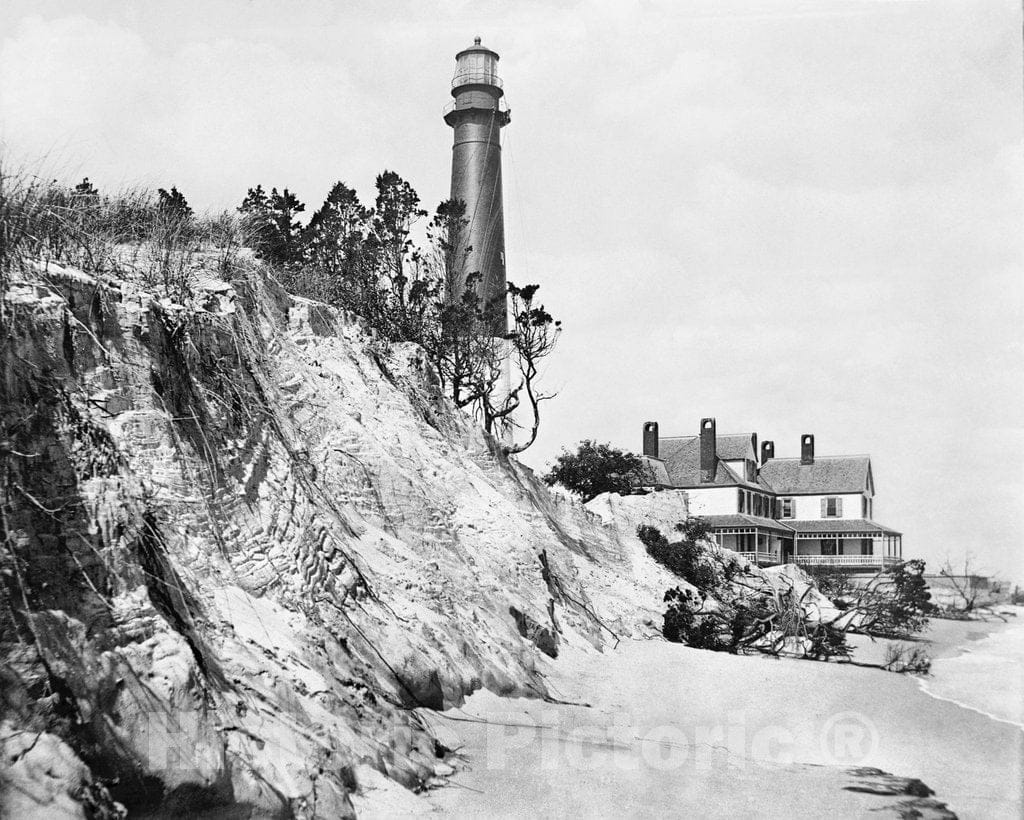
[0,162,250,302]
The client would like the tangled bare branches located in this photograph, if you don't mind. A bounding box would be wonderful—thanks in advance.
[646,522,932,662]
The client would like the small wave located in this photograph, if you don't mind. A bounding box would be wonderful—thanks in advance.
[917,619,1024,730]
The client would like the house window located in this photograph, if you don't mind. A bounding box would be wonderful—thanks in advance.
[823,497,843,518]
[781,498,794,519]
[754,494,762,517]
[738,489,745,513]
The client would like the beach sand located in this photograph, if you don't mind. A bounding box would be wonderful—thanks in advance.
[422,617,1023,819]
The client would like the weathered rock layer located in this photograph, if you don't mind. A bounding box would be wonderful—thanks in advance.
[1,260,676,817]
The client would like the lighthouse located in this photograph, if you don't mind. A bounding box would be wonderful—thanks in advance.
[443,37,510,335]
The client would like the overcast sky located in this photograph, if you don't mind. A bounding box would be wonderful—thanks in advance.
[2,0,1021,580]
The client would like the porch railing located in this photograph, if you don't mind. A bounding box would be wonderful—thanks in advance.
[792,555,901,568]
[736,551,779,566]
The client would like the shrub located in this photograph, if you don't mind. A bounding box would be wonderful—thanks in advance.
[649,523,852,660]
[651,521,779,653]
[883,643,931,674]
[636,524,668,552]
[808,559,933,638]
[805,622,851,661]
[662,586,697,643]
[544,440,642,502]
[157,186,193,221]
[878,559,933,634]
[0,166,231,300]
[638,519,726,594]
[662,587,729,650]
[846,559,932,637]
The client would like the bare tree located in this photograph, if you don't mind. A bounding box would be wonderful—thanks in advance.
[482,282,561,454]
[422,201,561,453]
[939,553,993,615]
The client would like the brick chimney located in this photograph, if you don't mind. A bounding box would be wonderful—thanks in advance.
[761,440,774,464]
[700,418,716,482]
[642,421,659,458]
[801,434,815,465]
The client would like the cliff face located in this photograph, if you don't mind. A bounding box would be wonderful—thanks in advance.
[0,258,682,817]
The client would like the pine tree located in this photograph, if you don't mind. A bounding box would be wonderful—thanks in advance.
[267,188,305,264]
[305,184,369,275]
[237,185,305,266]
[157,186,193,221]
[880,559,932,634]
[297,182,375,309]
[371,171,428,338]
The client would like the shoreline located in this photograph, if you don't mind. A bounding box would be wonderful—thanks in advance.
[921,608,1022,660]
[424,619,1023,819]
[915,608,1024,731]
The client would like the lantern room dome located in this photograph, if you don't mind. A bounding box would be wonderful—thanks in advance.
[452,36,502,93]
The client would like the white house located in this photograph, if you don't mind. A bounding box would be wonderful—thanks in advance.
[638,418,903,569]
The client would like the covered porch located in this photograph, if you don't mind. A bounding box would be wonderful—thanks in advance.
[700,514,792,567]
[785,519,902,570]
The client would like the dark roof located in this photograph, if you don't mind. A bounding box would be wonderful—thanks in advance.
[699,514,794,534]
[714,434,756,461]
[784,518,901,536]
[759,456,871,495]
[657,434,760,489]
[720,461,777,492]
[636,456,671,486]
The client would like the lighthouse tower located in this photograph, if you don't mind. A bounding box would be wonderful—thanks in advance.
[444,37,510,335]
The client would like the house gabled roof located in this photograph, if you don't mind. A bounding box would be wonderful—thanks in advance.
[720,461,776,492]
[759,456,871,495]
[636,456,672,487]
[713,434,757,461]
[657,434,762,489]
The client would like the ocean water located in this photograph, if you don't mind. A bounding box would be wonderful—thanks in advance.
[918,615,1024,729]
